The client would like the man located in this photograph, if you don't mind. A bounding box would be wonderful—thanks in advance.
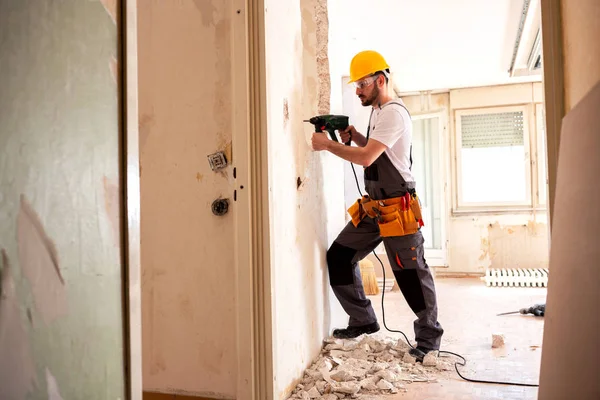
[311,50,443,360]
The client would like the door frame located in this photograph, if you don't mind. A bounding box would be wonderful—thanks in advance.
[122,0,273,399]
[122,1,142,398]
[410,111,448,267]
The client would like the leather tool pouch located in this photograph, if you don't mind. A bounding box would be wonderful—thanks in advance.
[347,199,363,227]
[377,210,405,237]
[377,195,421,237]
[347,194,424,235]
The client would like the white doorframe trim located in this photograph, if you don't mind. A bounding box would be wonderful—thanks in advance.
[233,1,274,399]
[123,0,142,398]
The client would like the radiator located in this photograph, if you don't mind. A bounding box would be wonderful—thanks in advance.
[483,268,549,287]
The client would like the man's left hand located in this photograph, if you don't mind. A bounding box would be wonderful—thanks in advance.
[311,132,330,151]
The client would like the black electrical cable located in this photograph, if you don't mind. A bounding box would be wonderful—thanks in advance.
[350,162,539,388]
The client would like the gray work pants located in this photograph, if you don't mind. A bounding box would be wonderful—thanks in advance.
[327,216,444,350]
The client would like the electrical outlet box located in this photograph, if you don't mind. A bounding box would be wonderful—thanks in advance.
[207,151,227,171]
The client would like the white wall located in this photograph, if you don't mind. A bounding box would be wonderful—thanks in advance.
[264,0,347,398]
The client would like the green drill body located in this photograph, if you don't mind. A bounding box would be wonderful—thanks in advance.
[304,115,351,145]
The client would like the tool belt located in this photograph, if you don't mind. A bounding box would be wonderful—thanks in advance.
[347,192,425,237]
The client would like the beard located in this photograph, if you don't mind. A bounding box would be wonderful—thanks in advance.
[359,84,380,106]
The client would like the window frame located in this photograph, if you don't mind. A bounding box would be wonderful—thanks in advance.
[453,105,533,213]
[535,103,549,209]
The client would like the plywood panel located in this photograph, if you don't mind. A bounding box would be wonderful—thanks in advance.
[138,0,237,396]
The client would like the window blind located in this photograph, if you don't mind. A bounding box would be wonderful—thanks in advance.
[461,111,524,148]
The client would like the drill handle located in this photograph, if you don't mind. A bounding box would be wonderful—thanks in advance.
[340,124,351,146]
[325,128,339,143]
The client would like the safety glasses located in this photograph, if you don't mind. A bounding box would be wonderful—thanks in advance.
[353,75,379,89]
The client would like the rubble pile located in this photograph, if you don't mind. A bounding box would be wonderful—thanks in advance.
[287,335,455,399]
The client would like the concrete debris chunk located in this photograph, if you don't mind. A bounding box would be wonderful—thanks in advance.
[330,350,351,359]
[322,395,338,400]
[377,352,395,362]
[307,386,321,398]
[358,376,380,391]
[331,381,360,395]
[423,351,439,367]
[377,379,394,390]
[376,369,400,382]
[350,348,369,360]
[359,336,387,352]
[316,358,334,372]
[394,339,410,351]
[492,333,505,348]
[369,362,388,373]
[402,353,417,364]
[325,342,344,351]
[341,340,359,351]
[298,390,310,400]
[315,380,327,393]
[330,370,354,382]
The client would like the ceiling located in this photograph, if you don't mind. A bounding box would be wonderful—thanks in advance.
[328,0,542,93]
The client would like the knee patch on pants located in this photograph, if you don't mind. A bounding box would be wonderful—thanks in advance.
[327,242,357,286]
[393,269,426,314]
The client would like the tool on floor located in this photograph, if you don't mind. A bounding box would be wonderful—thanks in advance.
[304,115,351,145]
[497,303,545,317]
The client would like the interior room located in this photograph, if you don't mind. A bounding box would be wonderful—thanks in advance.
[0,0,598,399]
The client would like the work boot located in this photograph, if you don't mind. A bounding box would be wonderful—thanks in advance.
[409,346,433,362]
[332,322,380,339]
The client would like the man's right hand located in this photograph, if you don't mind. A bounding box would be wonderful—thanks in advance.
[340,125,357,144]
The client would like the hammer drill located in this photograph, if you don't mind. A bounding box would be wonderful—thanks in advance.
[304,115,351,146]
[497,303,545,317]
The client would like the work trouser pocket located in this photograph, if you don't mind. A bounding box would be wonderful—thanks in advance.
[383,233,426,271]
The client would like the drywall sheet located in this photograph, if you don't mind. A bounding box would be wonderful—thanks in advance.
[0,0,125,398]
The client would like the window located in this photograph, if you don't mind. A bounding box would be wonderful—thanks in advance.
[454,106,532,210]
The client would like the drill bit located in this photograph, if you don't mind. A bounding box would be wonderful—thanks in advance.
[496,310,520,316]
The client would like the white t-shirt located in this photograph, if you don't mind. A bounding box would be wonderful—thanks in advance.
[367,99,414,182]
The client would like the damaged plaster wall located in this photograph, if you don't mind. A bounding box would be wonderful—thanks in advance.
[138,0,237,397]
[264,0,347,398]
[0,0,125,398]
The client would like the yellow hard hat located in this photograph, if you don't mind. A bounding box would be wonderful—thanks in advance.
[347,50,390,83]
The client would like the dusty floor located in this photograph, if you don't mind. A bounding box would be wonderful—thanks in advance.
[366,276,546,399]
